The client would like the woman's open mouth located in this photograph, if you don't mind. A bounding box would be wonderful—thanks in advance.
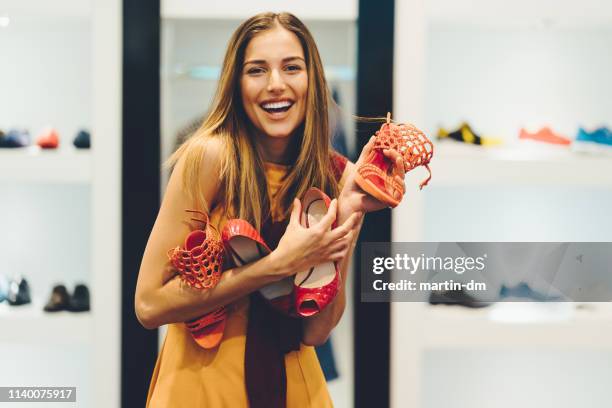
[260,100,294,115]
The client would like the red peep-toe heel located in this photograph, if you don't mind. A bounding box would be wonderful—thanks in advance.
[293,188,340,317]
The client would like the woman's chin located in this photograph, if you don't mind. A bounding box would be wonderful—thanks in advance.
[260,124,298,139]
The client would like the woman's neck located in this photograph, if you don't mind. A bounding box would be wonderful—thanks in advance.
[255,130,300,165]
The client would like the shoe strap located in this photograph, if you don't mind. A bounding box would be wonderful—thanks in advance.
[185,307,227,331]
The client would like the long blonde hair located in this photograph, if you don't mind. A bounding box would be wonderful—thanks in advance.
[168,12,340,230]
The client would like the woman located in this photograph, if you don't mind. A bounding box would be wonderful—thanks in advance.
[135,12,406,407]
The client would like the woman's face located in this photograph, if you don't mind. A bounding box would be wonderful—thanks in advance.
[240,25,308,139]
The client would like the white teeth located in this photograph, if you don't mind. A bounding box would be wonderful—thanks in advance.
[262,101,292,109]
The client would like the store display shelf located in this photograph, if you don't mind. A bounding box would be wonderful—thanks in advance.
[0,147,91,184]
[426,0,612,28]
[425,143,612,187]
[0,301,92,345]
[0,0,90,19]
[161,0,357,20]
[414,303,612,349]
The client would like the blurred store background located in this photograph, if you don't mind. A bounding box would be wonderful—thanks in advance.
[1,0,611,407]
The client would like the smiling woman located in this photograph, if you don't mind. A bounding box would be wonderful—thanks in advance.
[135,11,402,408]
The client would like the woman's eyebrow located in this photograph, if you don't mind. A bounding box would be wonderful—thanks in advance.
[243,56,306,65]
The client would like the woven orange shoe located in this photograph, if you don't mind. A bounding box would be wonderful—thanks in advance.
[168,210,226,349]
[355,113,433,208]
[519,127,571,146]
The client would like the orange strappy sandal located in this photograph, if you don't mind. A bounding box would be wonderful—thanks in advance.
[167,209,226,349]
[355,113,433,207]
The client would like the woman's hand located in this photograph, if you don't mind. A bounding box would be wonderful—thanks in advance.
[339,135,406,215]
[269,198,363,279]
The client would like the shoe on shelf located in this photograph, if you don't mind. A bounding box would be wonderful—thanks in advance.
[8,277,31,306]
[36,128,60,149]
[519,127,571,146]
[355,113,433,208]
[0,129,30,148]
[499,282,562,302]
[0,274,8,303]
[293,188,340,317]
[73,129,90,149]
[44,284,71,312]
[429,288,491,308]
[437,122,503,146]
[574,126,612,153]
[168,210,226,349]
[69,284,90,312]
[222,219,295,316]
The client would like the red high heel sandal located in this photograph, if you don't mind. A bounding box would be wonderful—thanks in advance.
[355,112,433,208]
[167,209,226,349]
[294,188,340,317]
[222,219,296,316]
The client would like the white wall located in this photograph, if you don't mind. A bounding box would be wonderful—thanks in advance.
[392,2,612,406]
[0,18,91,141]
[424,26,612,140]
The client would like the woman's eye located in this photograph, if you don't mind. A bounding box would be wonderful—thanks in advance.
[285,65,302,72]
[246,67,265,75]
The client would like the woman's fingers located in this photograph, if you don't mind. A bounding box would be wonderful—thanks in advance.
[317,198,338,232]
[289,198,301,226]
[326,239,350,254]
[356,135,376,166]
[383,149,406,179]
[326,212,362,242]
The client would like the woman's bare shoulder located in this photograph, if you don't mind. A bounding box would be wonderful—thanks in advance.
[167,134,227,211]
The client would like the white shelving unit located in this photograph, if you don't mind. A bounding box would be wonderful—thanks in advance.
[408,303,612,349]
[0,302,92,345]
[392,1,612,407]
[0,0,121,407]
[429,143,612,187]
[0,148,91,183]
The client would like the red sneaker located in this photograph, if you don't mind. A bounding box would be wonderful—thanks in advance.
[355,113,433,207]
[36,128,59,149]
[519,127,571,145]
[293,188,340,317]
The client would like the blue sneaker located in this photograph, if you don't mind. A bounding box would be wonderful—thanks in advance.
[0,129,30,148]
[574,127,612,153]
[499,282,562,302]
[0,274,8,303]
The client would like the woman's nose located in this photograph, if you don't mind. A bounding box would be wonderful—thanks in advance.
[266,69,286,92]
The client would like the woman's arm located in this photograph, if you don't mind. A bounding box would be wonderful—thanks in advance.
[302,140,406,345]
[301,162,363,345]
[135,138,360,329]
[134,137,279,328]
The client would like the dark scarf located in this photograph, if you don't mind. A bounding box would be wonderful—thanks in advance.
[244,218,302,408]
[244,152,347,408]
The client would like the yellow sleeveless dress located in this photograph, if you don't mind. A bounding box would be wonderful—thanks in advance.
[146,162,333,408]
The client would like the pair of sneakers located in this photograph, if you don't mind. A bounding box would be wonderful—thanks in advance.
[168,188,341,349]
